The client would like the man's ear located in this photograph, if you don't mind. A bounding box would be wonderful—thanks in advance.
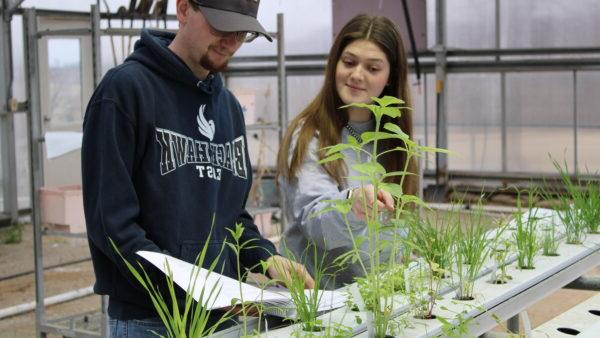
[175,0,189,25]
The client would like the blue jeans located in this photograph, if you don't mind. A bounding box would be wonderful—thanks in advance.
[109,317,168,338]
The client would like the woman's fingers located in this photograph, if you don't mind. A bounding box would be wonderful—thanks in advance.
[377,190,395,211]
[350,185,395,219]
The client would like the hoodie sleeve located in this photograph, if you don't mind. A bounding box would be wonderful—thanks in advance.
[82,87,162,282]
[281,137,365,251]
[236,210,278,271]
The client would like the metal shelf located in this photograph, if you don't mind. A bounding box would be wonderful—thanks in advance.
[247,206,280,216]
[17,4,288,338]
[246,122,280,132]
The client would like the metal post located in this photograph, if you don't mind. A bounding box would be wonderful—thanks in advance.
[0,1,19,222]
[91,6,109,336]
[24,7,46,338]
[434,0,448,188]
[417,139,424,203]
[496,0,508,173]
[276,13,287,138]
[91,4,102,87]
[423,75,429,171]
[507,315,519,335]
[500,73,507,173]
[276,13,287,231]
[573,70,578,174]
[101,295,109,337]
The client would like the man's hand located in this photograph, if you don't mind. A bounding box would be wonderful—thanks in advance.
[266,255,315,289]
[350,184,395,220]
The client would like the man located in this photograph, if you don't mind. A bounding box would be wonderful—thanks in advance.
[82,0,314,336]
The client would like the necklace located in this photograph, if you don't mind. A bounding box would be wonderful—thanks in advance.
[345,123,363,143]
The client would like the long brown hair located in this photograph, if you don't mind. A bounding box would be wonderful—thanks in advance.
[277,14,416,195]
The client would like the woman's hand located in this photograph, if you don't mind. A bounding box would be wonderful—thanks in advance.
[349,184,395,220]
[266,255,315,289]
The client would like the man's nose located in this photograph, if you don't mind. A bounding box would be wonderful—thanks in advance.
[221,33,240,49]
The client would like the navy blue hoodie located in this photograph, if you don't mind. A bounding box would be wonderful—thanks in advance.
[82,29,277,320]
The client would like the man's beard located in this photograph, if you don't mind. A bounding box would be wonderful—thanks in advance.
[200,51,229,73]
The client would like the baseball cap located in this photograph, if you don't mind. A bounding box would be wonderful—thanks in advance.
[191,0,272,42]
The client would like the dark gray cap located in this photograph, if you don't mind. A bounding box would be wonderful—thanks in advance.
[192,0,272,42]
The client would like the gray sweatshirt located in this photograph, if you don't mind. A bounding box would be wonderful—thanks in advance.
[280,119,400,289]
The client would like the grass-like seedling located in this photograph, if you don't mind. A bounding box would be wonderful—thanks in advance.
[580,180,600,234]
[404,258,443,320]
[277,241,333,333]
[454,205,502,300]
[541,224,560,256]
[110,237,232,338]
[405,211,456,279]
[513,189,542,269]
[489,238,513,284]
[397,210,456,318]
[551,157,588,244]
[225,222,270,336]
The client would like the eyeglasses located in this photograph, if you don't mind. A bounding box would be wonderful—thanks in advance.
[208,24,259,43]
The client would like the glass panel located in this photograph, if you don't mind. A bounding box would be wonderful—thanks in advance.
[15,114,30,209]
[412,74,435,171]
[427,0,496,49]
[502,0,600,48]
[0,126,3,213]
[447,74,501,172]
[446,0,496,49]
[576,71,600,172]
[423,74,438,171]
[46,38,82,130]
[506,72,574,173]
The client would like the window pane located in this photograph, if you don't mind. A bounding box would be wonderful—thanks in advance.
[502,0,600,48]
[576,71,600,172]
[47,38,82,129]
[506,72,574,173]
[447,74,501,172]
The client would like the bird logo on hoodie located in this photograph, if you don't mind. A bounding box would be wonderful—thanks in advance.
[196,104,215,141]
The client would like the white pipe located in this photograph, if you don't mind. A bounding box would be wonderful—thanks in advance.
[0,285,94,320]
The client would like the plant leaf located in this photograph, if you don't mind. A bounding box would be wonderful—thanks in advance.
[362,131,403,143]
[351,162,386,176]
[383,123,410,140]
[317,153,344,164]
[372,95,404,107]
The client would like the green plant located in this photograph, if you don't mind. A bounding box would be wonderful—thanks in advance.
[551,157,587,244]
[397,210,457,319]
[541,224,560,256]
[405,211,456,279]
[319,96,449,337]
[437,303,482,338]
[454,205,503,300]
[225,222,271,337]
[110,237,232,338]
[490,238,513,284]
[0,223,23,244]
[581,180,600,234]
[513,189,542,269]
[278,242,333,333]
[404,259,444,319]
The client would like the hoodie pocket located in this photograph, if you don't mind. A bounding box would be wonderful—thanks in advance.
[180,240,236,279]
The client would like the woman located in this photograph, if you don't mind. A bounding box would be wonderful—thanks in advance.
[277,14,417,289]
